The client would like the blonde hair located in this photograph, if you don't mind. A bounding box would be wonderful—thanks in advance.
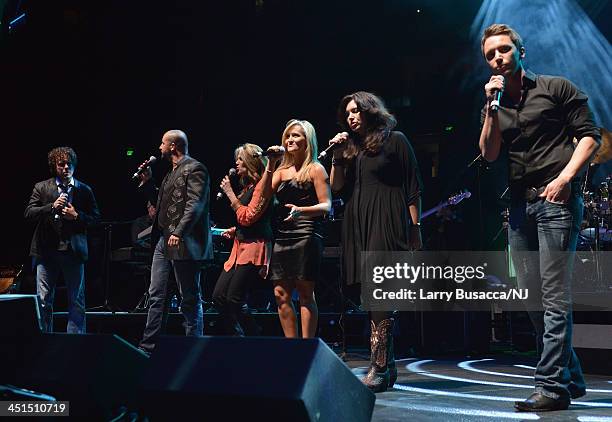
[235,143,267,187]
[277,119,319,185]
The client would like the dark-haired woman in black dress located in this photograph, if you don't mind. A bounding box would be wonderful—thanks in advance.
[329,92,423,392]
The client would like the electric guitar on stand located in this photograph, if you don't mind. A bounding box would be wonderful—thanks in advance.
[421,190,472,220]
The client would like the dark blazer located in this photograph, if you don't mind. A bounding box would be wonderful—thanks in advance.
[153,156,213,261]
[24,178,101,262]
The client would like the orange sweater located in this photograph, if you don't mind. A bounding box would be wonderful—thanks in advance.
[223,179,272,277]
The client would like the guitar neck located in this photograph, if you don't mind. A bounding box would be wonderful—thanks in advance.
[421,202,448,220]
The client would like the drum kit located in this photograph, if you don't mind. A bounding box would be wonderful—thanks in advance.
[575,128,612,292]
[579,128,612,251]
[581,178,612,246]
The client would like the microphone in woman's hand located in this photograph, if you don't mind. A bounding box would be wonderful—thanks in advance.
[318,132,349,160]
[216,168,237,200]
[253,146,286,158]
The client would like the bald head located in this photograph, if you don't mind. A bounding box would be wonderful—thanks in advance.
[163,130,189,154]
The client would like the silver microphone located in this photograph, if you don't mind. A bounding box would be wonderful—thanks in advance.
[318,132,349,160]
[216,168,237,200]
[253,146,286,158]
[54,192,68,220]
[132,156,157,180]
[490,76,505,112]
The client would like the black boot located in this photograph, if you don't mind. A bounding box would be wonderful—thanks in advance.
[225,303,246,336]
[362,318,393,393]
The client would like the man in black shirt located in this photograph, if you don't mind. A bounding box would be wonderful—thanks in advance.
[138,130,213,353]
[479,24,600,411]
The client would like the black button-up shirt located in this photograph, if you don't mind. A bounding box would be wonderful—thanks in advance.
[481,69,600,190]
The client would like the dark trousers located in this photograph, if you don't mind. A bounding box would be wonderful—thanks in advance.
[509,187,585,400]
[139,237,203,352]
[212,264,261,335]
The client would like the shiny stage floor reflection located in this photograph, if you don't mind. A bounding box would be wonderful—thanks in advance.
[347,357,612,421]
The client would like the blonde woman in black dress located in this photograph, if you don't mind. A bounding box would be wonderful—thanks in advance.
[262,119,331,338]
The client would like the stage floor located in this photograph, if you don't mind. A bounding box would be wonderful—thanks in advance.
[52,311,612,420]
[346,357,612,421]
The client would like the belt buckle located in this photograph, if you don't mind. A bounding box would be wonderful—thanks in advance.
[526,187,538,202]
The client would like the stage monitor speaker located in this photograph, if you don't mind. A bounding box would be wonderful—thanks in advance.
[141,336,375,422]
[5,333,148,419]
[574,323,612,375]
[0,294,42,336]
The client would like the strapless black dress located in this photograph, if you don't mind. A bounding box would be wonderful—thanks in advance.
[268,178,324,282]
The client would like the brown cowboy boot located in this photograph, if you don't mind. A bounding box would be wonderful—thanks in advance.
[362,318,393,393]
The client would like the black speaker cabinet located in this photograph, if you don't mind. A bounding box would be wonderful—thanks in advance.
[3,333,148,419]
[0,294,41,336]
[141,336,375,421]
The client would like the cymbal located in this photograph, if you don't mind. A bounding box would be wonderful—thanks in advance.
[593,127,612,164]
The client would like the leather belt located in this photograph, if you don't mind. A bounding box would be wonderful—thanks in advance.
[525,186,546,202]
[523,180,581,203]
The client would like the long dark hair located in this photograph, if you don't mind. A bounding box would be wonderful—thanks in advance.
[337,91,396,159]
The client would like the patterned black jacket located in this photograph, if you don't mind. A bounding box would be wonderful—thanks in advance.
[153,156,213,261]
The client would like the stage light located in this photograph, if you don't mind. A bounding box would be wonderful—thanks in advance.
[458,358,532,379]
[405,359,612,405]
[8,12,26,31]
[407,359,533,389]
[126,148,134,157]
[9,13,25,26]
[376,398,541,420]
[513,364,536,370]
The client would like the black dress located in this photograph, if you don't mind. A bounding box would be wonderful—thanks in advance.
[341,131,422,285]
[268,178,324,282]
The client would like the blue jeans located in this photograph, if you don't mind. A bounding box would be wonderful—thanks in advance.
[36,250,86,334]
[139,237,204,352]
[509,187,585,400]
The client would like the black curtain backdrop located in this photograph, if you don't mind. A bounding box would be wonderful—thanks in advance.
[3,0,610,269]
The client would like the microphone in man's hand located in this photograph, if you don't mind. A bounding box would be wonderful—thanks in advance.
[490,77,504,112]
[253,146,286,158]
[318,132,349,160]
[132,156,157,180]
[54,193,68,220]
[216,168,237,200]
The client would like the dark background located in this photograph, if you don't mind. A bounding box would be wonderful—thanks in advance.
[2,0,610,276]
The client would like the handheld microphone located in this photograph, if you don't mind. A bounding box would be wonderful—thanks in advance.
[253,146,286,158]
[490,90,503,112]
[490,77,504,112]
[54,192,68,220]
[132,156,157,180]
[216,168,237,200]
[318,132,349,160]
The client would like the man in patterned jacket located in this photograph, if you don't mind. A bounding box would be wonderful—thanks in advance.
[139,130,213,353]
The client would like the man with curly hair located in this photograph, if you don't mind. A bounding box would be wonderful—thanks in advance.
[25,147,100,333]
